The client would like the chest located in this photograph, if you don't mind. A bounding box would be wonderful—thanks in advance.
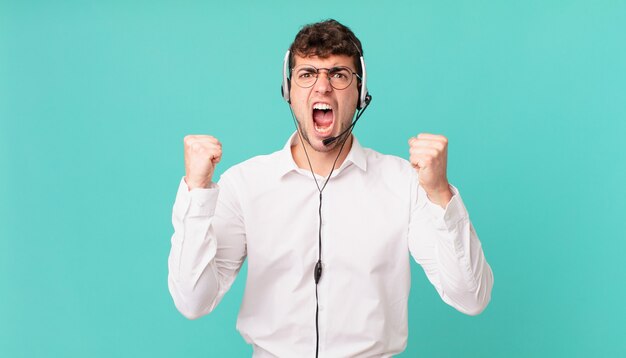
[241,172,411,274]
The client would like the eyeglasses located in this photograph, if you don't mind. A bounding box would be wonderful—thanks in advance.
[291,65,360,90]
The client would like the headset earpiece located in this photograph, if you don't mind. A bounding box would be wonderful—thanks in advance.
[281,50,291,103]
[357,55,369,110]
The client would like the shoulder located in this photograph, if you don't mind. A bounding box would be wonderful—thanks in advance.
[356,145,417,203]
[219,148,285,185]
[362,146,415,177]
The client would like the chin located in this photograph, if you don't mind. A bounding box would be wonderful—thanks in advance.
[298,128,332,152]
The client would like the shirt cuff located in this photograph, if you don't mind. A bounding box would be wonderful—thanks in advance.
[419,184,469,231]
[176,177,219,217]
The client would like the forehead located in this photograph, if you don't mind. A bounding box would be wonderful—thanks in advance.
[293,54,356,70]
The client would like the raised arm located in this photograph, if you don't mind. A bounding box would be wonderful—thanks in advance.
[407,133,493,315]
[167,135,246,319]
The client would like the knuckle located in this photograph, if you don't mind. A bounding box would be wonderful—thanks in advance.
[191,142,204,152]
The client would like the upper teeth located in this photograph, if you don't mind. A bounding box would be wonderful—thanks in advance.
[313,103,332,110]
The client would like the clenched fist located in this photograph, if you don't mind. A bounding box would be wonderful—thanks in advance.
[409,133,453,207]
[184,135,222,190]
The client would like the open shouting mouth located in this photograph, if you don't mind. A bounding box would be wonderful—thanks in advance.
[312,102,334,137]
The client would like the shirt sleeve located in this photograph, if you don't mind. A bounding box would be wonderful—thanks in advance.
[407,178,494,315]
[167,175,247,319]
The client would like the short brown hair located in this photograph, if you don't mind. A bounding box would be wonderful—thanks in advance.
[288,19,364,76]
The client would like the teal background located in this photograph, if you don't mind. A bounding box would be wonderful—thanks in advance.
[1,0,625,357]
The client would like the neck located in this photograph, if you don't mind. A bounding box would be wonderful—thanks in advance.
[291,135,353,177]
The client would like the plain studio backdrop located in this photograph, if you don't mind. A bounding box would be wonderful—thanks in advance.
[1,1,624,357]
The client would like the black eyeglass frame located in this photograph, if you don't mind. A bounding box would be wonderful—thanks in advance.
[290,65,362,90]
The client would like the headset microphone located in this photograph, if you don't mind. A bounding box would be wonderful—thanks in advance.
[322,94,372,146]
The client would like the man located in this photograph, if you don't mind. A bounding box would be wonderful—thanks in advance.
[168,19,493,357]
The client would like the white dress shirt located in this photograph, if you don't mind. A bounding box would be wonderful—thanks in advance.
[168,134,493,357]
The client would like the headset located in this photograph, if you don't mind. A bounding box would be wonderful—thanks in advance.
[281,49,370,110]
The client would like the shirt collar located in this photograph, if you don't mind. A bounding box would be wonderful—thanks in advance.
[276,132,368,178]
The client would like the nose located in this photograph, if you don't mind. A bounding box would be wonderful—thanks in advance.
[313,71,333,94]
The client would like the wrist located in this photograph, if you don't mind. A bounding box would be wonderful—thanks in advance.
[424,183,453,208]
[184,176,212,190]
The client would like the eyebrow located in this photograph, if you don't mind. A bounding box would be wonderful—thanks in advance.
[298,66,350,71]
